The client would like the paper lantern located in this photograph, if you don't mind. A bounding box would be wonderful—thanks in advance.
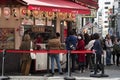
[33,10,39,18]
[39,11,43,18]
[20,7,27,18]
[46,12,54,19]
[3,7,10,19]
[58,12,67,20]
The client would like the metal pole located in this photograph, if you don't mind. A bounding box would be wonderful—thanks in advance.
[1,49,5,76]
[47,54,49,73]
[64,50,76,80]
[0,49,10,80]
[67,50,70,77]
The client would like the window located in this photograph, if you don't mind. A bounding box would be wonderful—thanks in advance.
[105,26,108,28]
[104,21,108,23]
[105,2,110,4]
[105,7,108,9]
[118,2,120,8]
[105,16,108,18]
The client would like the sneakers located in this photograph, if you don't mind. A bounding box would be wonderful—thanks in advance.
[59,72,63,75]
[97,71,102,74]
[51,73,54,76]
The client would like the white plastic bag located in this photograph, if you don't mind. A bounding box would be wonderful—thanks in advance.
[59,53,63,62]
[30,49,36,59]
[30,41,36,59]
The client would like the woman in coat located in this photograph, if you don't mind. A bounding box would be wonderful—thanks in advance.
[47,33,63,76]
[20,34,33,75]
[77,34,86,73]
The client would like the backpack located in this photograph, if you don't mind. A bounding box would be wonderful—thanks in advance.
[113,44,120,52]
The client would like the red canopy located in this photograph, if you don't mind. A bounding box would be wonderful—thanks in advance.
[22,0,90,14]
[77,0,98,9]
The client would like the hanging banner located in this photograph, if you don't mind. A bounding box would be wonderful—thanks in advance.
[3,7,10,19]
[12,8,20,20]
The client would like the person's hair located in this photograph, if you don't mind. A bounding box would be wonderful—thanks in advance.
[69,30,75,35]
[106,34,110,39]
[78,34,83,40]
[50,33,57,39]
[90,34,94,40]
[56,32,60,38]
[23,34,31,41]
[93,33,99,39]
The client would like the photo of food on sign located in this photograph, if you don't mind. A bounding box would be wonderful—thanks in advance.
[0,28,15,49]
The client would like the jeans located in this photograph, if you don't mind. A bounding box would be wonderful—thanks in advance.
[66,53,76,72]
[116,54,120,66]
[94,54,102,74]
[50,54,62,73]
[106,49,112,65]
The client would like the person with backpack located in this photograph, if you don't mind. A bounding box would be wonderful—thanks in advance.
[113,37,120,66]
[65,30,77,72]
[92,33,103,74]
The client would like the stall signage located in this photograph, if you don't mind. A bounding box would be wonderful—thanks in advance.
[28,5,89,14]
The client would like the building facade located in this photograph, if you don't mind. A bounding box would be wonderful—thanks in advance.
[113,0,120,37]
[97,0,114,37]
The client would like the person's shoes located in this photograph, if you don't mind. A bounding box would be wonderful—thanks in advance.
[117,65,119,67]
[51,73,54,76]
[59,72,63,75]
[71,70,75,72]
[106,64,112,66]
[97,71,102,74]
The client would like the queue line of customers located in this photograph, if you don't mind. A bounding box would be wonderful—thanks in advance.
[19,32,63,76]
[19,30,120,76]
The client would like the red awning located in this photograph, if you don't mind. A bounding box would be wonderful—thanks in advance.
[22,0,90,14]
[77,0,98,9]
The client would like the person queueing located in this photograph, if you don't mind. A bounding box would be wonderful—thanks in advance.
[92,33,103,74]
[85,34,95,71]
[84,33,91,69]
[65,30,77,72]
[76,34,86,73]
[113,37,120,66]
[19,34,32,75]
[47,33,63,76]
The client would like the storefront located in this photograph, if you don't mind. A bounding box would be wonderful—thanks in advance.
[0,0,90,73]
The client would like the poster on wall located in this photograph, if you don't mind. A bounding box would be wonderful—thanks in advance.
[0,28,15,49]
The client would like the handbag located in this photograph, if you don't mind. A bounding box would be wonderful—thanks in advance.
[30,41,36,59]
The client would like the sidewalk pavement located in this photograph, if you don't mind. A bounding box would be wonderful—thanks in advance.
[5,65,120,80]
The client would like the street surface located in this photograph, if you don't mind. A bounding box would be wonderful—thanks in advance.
[8,65,120,80]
